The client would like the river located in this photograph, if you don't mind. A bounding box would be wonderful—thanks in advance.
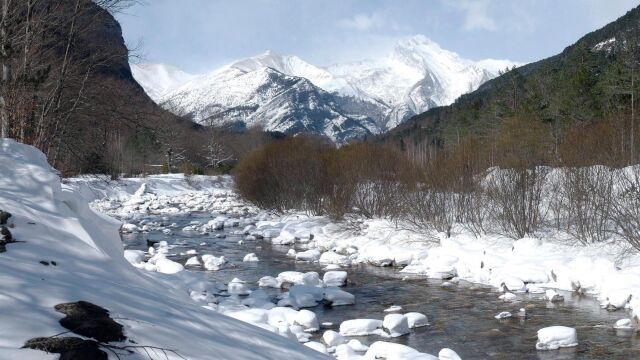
[121,212,640,359]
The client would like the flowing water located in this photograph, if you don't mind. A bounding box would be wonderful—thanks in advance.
[121,213,640,360]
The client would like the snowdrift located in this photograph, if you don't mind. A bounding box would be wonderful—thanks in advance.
[0,139,327,359]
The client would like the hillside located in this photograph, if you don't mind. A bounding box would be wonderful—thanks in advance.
[0,0,204,176]
[383,5,640,166]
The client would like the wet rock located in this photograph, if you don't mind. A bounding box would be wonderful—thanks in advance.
[54,301,126,343]
[1,226,13,241]
[23,337,107,360]
[0,210,11,225]
[0,225,15,253]
[146,239,159,248]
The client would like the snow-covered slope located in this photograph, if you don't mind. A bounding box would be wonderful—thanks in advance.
[327,35,517,128]
[131,63,195,100]
[161,66,378,142]
[0,139,327,360]
[133,35,520,142]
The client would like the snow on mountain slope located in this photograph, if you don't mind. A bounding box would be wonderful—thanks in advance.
[327,35,518,128]
[0,139,328,360]
[131,63,195,101]
[134,35,520,142]
[232,51,360,97]
[161,66,378,142]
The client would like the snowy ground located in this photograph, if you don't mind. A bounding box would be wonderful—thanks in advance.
[5,138,640,359]
[0,139,327,360]
[64,166,640,357]
[80,170,640,320]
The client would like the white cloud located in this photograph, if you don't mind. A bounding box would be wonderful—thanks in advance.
[337,13,385,31]
[442,0,497,32]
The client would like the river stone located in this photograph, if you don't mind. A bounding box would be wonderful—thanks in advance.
[54,301,126,343]
[1,226,13,241]
[0,210,11,225]
[23,337,107,360]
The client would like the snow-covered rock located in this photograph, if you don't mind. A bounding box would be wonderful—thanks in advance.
[438,348,462,360]
[323,288,355,306]
[494,311,512,320]
[339,319,384,336]
[323,271,348,287]
[601,292,632,310]
[383,314,410,337]
[288,285,324,308]
[294,309,319,331]
[535,326,578,350]
[319,251,352,266]
[185,256,201,266]
[405,312,429,328]
[202,254,226,271]
[243,253,260,262]
[123,249,145,265]
[365,341,438,360]
[121,223,138,233]
[322,330,345,347]
[228,278,252,295]
[544,289,564,302]
[614,318,635,330]
[277,271,322,287]
[258,276,281,288]
[296,249,322,262]
[155,257,184,274]
[499,292,517,301]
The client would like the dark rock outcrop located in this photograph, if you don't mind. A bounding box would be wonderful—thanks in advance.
[24,337,107,360]
[0,210,11,225]
[54,301,126,343]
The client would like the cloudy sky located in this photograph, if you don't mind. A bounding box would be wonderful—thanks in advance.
[117,0,640,74]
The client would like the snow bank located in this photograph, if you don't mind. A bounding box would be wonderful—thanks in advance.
[243,210,640,321]
[339,319,384,336]
[0,139,326,359]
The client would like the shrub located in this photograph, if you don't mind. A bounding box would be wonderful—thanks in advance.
[486,166,549,239]
[233,136,329,212]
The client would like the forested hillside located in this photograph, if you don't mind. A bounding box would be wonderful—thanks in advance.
[384,5,640,169]
[0,0,277,176]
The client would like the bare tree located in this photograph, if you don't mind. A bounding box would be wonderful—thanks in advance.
[610,166,640,250]
[0,0,10,139]
[204,132,233,169]
[560,166,614,244]
[486,167,549,239]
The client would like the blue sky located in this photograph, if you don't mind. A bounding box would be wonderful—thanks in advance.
[117,0,640,74]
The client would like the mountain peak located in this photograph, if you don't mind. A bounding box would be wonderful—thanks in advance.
[132,37,519,142]
[401,34,438,47]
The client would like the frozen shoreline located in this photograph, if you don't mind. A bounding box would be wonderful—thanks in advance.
[77,171,640,321]
[47,166,640,359]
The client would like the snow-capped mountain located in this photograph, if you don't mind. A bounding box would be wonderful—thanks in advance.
[160,64,378,143]
[327,35,517,128]
[131,63,196,100]
[133,35,520,143]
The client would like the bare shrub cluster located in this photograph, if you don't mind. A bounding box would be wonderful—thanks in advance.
[235,114,640,251]
[234,137,412,218]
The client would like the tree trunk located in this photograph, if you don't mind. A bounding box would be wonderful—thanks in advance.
[0,0,10,139]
